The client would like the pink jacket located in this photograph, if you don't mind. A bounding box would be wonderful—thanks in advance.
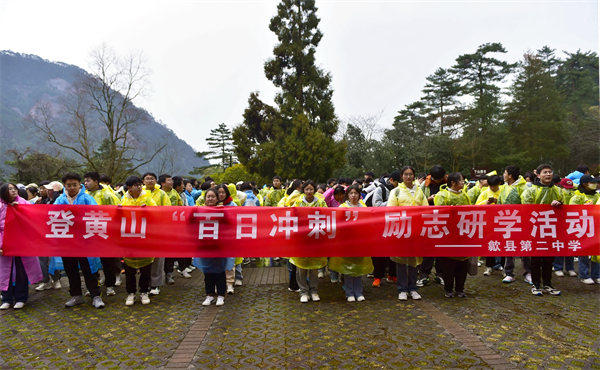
[0,197,43,290]
[324,187,344,208]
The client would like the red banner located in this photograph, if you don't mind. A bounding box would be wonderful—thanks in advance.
[3,204,599,258]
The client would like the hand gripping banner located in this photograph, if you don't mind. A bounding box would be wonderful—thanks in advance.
[3,204,599,258]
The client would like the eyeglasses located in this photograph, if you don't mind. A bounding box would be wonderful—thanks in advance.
[402,173,415,178]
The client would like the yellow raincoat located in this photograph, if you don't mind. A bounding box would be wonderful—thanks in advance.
[475,187,502,205]
[165,188,183,206]
[284,189,303,207]
[121,191,156,268]
[434,185,471,206]
[227,184,242,206]
[467,185,487,205]
[265,188,286,207]
[498,176,527,205]
[195,190,207,206]
[289,195,328,269]
[521,182,564,205]
[143,184,172,206]
[329,201,373,276]
[569,190,599,205]
[561,188,575,205]
[387,183,427,267]
[86,185,121,205]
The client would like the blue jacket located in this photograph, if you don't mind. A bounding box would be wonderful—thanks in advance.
[566,171,585,185]
[54,186,97,205]
[183,190,194,206]
[243,190,260,206]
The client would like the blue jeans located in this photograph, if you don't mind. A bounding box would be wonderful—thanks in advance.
[1,257,29,304]
[235,264,243,280]
[343,275,363,298]
[396,263,418,293]
[578,256,600,280]
[553,257,574,272]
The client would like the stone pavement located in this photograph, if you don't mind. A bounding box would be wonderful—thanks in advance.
[0,260,598,369]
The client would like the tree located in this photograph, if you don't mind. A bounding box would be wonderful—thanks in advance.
[233,0,346,181]
[505,52,568,169]
[556,50,599,124]
[4,148,82,184]
[25,44,166,182]
[421,68,461,134]
[537,46,561,77]
[204,123,235,171]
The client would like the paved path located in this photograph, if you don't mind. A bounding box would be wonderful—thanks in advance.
[0,261,598,369]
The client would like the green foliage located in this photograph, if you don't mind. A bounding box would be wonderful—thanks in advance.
[4,148,82,184]
[233,0,346,182]
[211,164,268,185]
[203,123,235,171]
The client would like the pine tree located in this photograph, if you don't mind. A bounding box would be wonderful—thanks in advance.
[233,0,345,181]
[205,123,235,171]
[506,52,567,168]
[421,68,461,134]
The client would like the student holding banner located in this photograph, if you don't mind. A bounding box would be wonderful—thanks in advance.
[0,183,43,310]
[387,166,428,301]
[331,184,372,302]
[434,172,471,298]
[291,180,328,303]
[121,176,157,306]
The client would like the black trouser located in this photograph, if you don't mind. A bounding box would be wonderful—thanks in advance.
[372,257,396,279]
[62,257,101,298]
[531,257,554,288]
[289,263,299,291]
[485,257,506,268]
[1,257,29,304]
[440,257,468,293]
[100,257,119,288]
[419,257,442,278]
[204,272,226,296]
[165,258,189,274]
[124,264,151,294]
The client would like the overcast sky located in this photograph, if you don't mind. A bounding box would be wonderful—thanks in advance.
[1,0,598,154]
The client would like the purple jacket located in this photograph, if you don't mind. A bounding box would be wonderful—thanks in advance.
[0,196,43,290]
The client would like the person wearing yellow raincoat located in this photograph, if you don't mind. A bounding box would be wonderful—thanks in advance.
[521,164,564,296]
[386,166,428,301]
[434,172,471,298]
[142,172,172,295]
[475,175,509,279]
[83,171,121,297]
[569,174,600,284]
[120,176,157,306]
[159,174,183,207]
[290,180,327,303]
[280,179,303,207]
[329,184,372,302]
[265,176,286,207]
[467,175,488,205]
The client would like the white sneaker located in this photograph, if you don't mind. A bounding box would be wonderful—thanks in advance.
[140,293,150,304]
[234,279,243,286]
[202,296,215,306]
[99,275,105,286]
[189,265,197,271]
[84,290,90,297]
[595,279,600,284]
[0,303,10,310]
[36,282,53,291]
[114,275,122,286]
[106,287,116,296]
[554,270,564,277]
[581,278,595,285]
[216,296,225,306]
[356,296,365,302]
[227,285,234,295]
[125,293,135,306]
[524,273,533,284]
[502,276,515,283]
[181,270,192,279]
[53,279,62,289]
[149,287,160,295]
[13,302,25,309]
[347,296,356,302]
[300,295,309,303]
[410,291,422,300]
[483,267,493,276]
[310,293,320,302]
[318,271,324,279]
[477,260,483,267]
[184,267,193,273]
[568,270,577,277]
[398,292,408,301]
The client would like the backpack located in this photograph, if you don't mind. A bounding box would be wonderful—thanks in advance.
[365,183,388,207]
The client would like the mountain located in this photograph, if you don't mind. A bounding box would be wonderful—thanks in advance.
[0,50,208,180]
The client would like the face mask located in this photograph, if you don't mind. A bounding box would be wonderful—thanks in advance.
[526,182,533,187]
[588,183,598,190]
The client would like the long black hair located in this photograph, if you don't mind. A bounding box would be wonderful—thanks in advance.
[0,183,18,203]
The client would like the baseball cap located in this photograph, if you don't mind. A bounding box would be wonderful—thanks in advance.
[559,178,574,189]
[579,175,600,184]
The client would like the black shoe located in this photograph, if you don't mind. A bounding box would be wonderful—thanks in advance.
[456,291,466,298]
[444,291,454,298]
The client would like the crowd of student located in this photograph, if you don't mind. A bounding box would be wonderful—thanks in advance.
[0,163,598,310]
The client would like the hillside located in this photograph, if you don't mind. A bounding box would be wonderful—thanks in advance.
[0,50,208,180]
